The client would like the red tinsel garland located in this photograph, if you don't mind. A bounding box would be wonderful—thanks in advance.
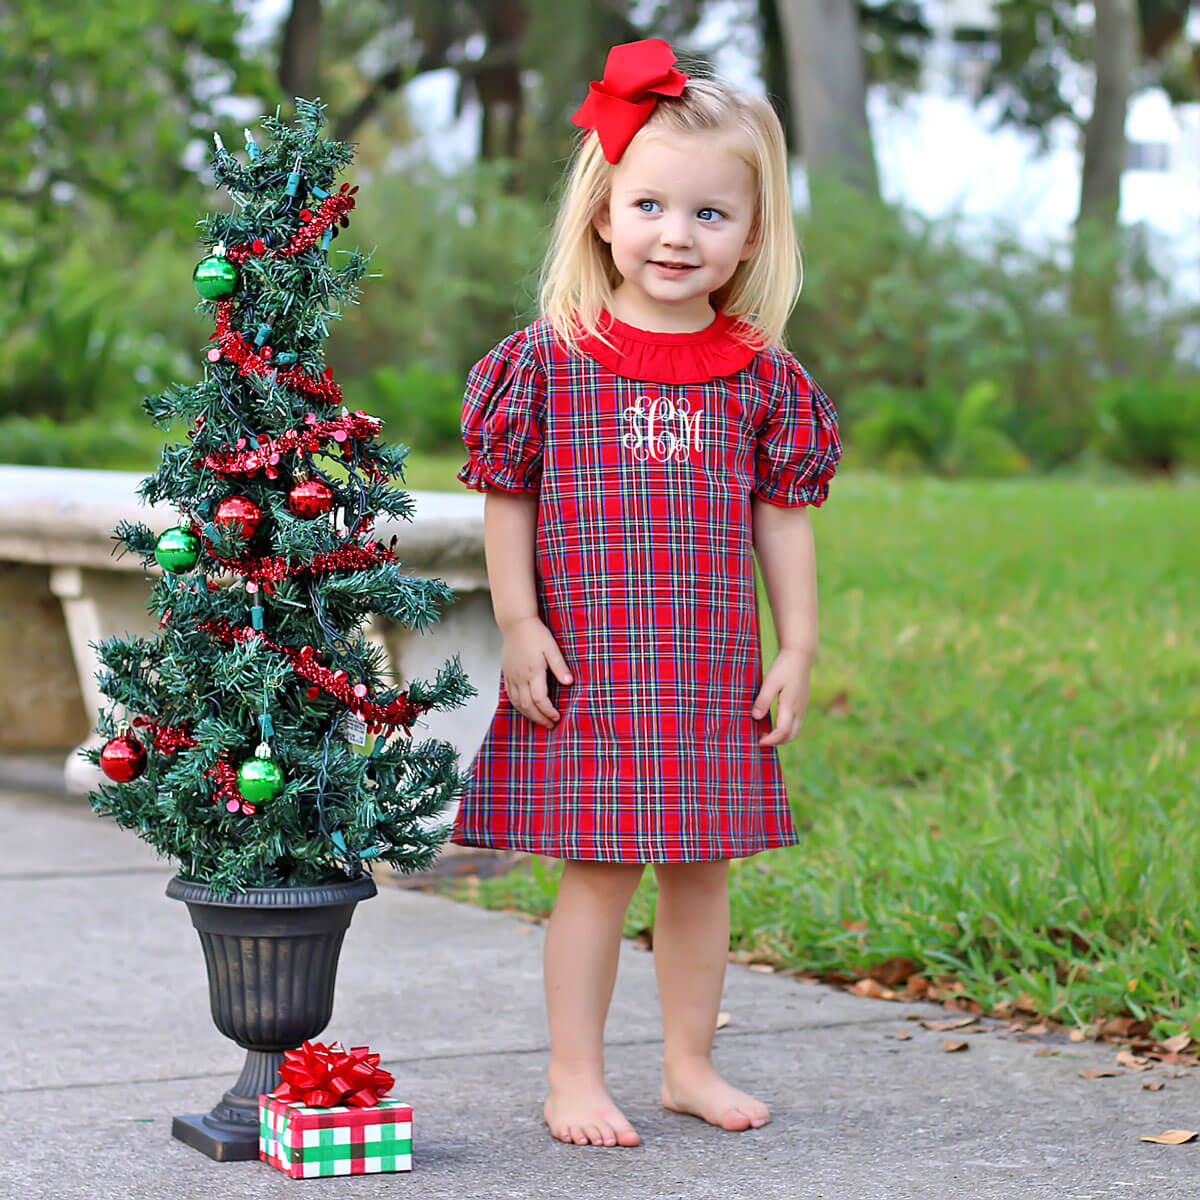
[198,618,424,733]
[130,717,254,814]
[192,531,396,590]
[209,301,344,407]
[198,412,385,479]
[224,185,357,264]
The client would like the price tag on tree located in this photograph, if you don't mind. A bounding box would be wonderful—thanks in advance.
[341,711,368,748]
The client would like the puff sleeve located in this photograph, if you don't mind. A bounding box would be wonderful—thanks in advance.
[456,327,546,494]
[752,352,842,508]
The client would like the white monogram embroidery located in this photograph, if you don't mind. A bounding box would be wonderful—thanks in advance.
[621,394,704,463]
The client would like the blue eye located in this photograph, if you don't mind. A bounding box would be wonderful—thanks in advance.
[698,208,723,221]
[637,199,660,213]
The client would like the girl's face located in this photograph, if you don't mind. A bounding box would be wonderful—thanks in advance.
[593,128,760,329]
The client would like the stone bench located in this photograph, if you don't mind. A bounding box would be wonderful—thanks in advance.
[0,466,500,800]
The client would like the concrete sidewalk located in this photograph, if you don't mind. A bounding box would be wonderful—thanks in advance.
[3,785,1198,1200]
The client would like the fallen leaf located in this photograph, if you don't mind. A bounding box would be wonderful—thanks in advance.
[1079,1068,1123,1078]
[1143,1080,1165,1091]
[890,1031,912,1041]
[851,978,887,998]
[1160,1051,1200,1066]
[921,1017,976,1032]
[943,1039,969,1052]
[1068,1028,1089,1043]
[905,974,932,997]
[868,956,917,988]
[748,963,775,974]
[1116,1049,1153,1071]
[716,1011,731,1029]
[828,690,851,718]
[1033,1048,1061,1057]
[1161,1033,1192,1054]
[841,918,869,933]
[1138,1129,1196,1145]
[1025,1022,1049,1035]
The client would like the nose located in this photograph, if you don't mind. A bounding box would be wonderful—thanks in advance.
[660,214,693,249]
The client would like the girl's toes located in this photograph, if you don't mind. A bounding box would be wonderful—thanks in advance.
[616,1124,641,1146]
[583,1123,605,1145]
[595,1122,617,1146]
[721,1108,751,1130]
[745,1101,770,1126]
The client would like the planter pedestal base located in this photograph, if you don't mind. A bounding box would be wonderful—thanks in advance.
[171,1113,259,1162]
[171,1046,287,1161]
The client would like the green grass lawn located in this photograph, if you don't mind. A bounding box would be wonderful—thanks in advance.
[449,472,1200,1041]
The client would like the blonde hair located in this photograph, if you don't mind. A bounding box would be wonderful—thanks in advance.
[538,69,802,353]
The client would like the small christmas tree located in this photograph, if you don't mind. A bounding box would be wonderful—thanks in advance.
[86,98,474,897]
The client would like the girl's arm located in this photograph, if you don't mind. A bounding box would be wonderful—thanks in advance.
[749,498,818,745]
[483,490,571,728]
[751,499,818,657]
[483,490,540,632]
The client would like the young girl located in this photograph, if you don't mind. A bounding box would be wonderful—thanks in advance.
[450,37,842,1149]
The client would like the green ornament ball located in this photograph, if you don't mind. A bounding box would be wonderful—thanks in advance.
[154,526,200,574]
[238,753,285,804]
[193,253,239,300]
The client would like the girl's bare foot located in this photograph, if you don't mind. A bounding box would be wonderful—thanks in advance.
[661,1059,770,1131]
[544,1068,641,1147]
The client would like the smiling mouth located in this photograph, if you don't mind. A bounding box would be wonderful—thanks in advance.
[652,261,697,269]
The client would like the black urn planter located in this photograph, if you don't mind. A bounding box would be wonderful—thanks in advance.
[166,872,377,1161]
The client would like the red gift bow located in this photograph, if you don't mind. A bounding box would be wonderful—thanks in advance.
[273,1040,395,1108]
[570,37,689,163]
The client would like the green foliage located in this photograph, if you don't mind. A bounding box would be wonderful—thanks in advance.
[87,99,474,897]
[344,159,548,381]
[1,0,277,272]
[850,380,1029,476]
[1090,374,1200,474]
[8,148,1199,478]
[0,414,172,469]
[464,474,1200,1038]
[360,363,464,454]
[791,183,1200,471]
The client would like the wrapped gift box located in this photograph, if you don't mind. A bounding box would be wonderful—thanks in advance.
[259,1094,413,1178]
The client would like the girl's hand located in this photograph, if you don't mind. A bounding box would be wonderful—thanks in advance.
[752,647,815,746]
[499,616,573,729]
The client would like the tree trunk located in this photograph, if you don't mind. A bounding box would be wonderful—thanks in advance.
[775,0,879,205]
[1073,0,1138,363]
[279,0,322,109]
[1078,0,1138,230]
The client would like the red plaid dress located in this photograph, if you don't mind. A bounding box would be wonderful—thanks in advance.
[450,308,841,861]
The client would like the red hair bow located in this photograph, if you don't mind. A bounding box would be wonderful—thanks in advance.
[570,38,689,164]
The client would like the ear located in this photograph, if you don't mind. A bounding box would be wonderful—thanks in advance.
[592,203,612,244]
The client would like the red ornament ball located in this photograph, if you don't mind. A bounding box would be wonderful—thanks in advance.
[100,734,147,782]
[288,479,334,519]
[214,495,263,540]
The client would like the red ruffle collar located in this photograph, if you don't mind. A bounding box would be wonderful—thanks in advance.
[573,307,761,384]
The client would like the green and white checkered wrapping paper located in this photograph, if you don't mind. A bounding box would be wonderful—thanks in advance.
[259,1094,413,1178]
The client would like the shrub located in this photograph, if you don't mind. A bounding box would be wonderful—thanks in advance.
[850,379,1029,477]
[1090,375,1200,474]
